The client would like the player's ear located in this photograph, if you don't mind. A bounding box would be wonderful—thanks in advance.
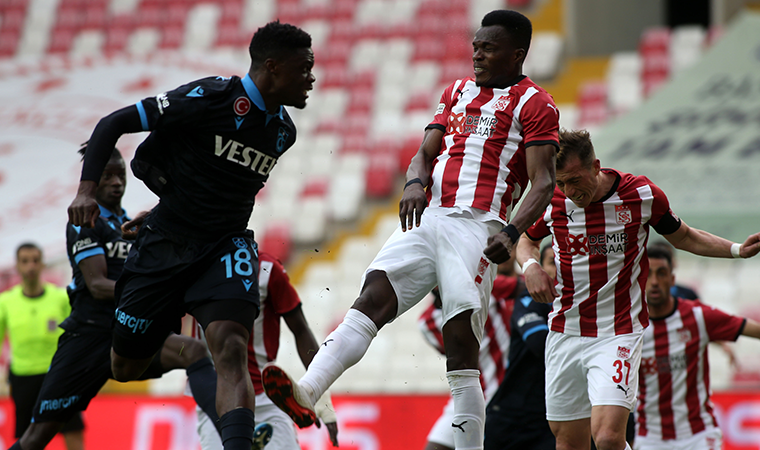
[264,58,278,74]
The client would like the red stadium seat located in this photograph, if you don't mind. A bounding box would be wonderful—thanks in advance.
[347,86,374,113]
[365,153,397,199]
[0,31,20,57]
[258,224,293,264]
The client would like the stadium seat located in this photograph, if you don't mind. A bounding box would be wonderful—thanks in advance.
[365,153,397,199]
[258,223,293,263]
[292,197,328,244]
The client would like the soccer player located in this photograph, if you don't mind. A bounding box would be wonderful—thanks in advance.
[484,243,555,450]
[65,21,314,450]
[0,243,83,450]
[635,247,760,450]
[516,129,760,450]
[262,10,559,450]
[419,257,519,450]
[9,146,218,450]
[193,251,339,449]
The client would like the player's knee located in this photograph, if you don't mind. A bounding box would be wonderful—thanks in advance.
[352,271,397,327]
[211,332,248,370]
[21,422,61,450]
[591,429,624,450]
[111,356,146,382]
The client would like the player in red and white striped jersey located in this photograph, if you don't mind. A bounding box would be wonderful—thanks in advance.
[192,251,338,450]
[516,129,760,450]
[419,267,520,450]
[262,11,558,450]
[635,248,760,450]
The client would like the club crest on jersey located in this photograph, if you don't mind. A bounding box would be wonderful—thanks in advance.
[615,205,632,225]
[493,95,511,112]
[232,237,248,249]
[617,346,631,359]
[677,327,691,343]
[276,128,289,153]
[234,96,251,116]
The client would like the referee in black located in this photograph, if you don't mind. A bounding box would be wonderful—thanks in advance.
[65,21,314,450]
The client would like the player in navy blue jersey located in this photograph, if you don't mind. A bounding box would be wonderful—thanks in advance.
[66,21,315,450]
[485,243,555,450]
[8,146,219,450]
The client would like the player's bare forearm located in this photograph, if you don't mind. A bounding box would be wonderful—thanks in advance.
[516,233,541,267]
[284,306,321,367]
[517,233,557,303]
[742,319,760,339]
[399,128,442,231]
[666,222,760,259]
[68,181,100,227]
[508,144,556,235]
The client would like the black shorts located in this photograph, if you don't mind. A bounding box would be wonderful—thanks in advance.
[113,223,260,359]
[10,370,84,437]
[484,412,555,450]
[31,328,167,425]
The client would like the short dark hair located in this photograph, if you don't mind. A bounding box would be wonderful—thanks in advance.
[647,246,673,270]
[78,142,122,162]
[539,243,554,266]
[481,10,532,52]
[16,242,42,259]
[249,21,312,66]
[557,129,596,171]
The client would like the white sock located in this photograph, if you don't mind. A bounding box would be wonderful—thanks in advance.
[447,369,484,450]
[300,308,378,405]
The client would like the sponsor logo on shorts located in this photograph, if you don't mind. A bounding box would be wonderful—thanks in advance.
[474,256,489,284]
[114,308,153,334]
[39,395,80,414]
[617,346,631,359]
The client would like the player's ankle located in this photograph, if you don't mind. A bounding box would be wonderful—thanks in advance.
[299,380,318,408]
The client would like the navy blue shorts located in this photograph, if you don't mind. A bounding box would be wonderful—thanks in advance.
[113,222,260,359]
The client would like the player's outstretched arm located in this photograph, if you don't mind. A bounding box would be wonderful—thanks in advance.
[484,144,556,264]
[516,234,557,304]
[399,128,443,232]
[69,106,145,228]
[664,221,760,259]
[741,318,760,339]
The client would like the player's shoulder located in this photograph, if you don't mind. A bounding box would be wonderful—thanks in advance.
[171,75,241,98]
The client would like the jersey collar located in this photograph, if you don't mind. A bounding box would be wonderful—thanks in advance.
[98,204,128,224]
[242,74,284,124]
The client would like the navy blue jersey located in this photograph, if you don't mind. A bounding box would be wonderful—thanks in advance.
[64,205,132,330]
[487,293,551,417]
[132,74,297,239]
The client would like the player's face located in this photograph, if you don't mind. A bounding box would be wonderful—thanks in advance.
[556,155,601,208]
[646,257,674,307]
[472,25,525,88]
[16,248,43,282]
[541,248,556,279]
[95,157,126,210]
[272,47,315,109]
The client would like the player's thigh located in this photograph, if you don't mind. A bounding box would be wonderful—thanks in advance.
[255,398,301,450]
[363,218,438,318]
[436,216,500,343]
[545,332,592,421]
[33,330,112,425]
[586,332,644,411]
[426,397,455,448]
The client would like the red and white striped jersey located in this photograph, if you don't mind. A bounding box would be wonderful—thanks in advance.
[190,251,301,395]
[637,298,745,441]
[526,170,681,337]
[418,274,519,401]
[426,76,559,223]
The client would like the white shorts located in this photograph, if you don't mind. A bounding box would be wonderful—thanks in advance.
[545,331,644,421]
[363,207,500,342]
[196,393,300,450]
[633,428,723,450]
[427,396,456,447]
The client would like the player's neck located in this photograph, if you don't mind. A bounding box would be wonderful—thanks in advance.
[21,279,44,298]
[648,296,676,319]
[591,170,616,202]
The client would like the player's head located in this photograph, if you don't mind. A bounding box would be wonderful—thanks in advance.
[539,243,556,279]
[15,242,44,283]
[473,10,532,88]
[249,21,315,109]
[646,246,675,308]
[556,129,601,208]
[79,143,126,211]
[648,239,678,268]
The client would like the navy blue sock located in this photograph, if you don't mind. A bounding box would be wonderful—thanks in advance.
[186,357,220,432]
[219,408,255,450]
[9,441,23,450]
